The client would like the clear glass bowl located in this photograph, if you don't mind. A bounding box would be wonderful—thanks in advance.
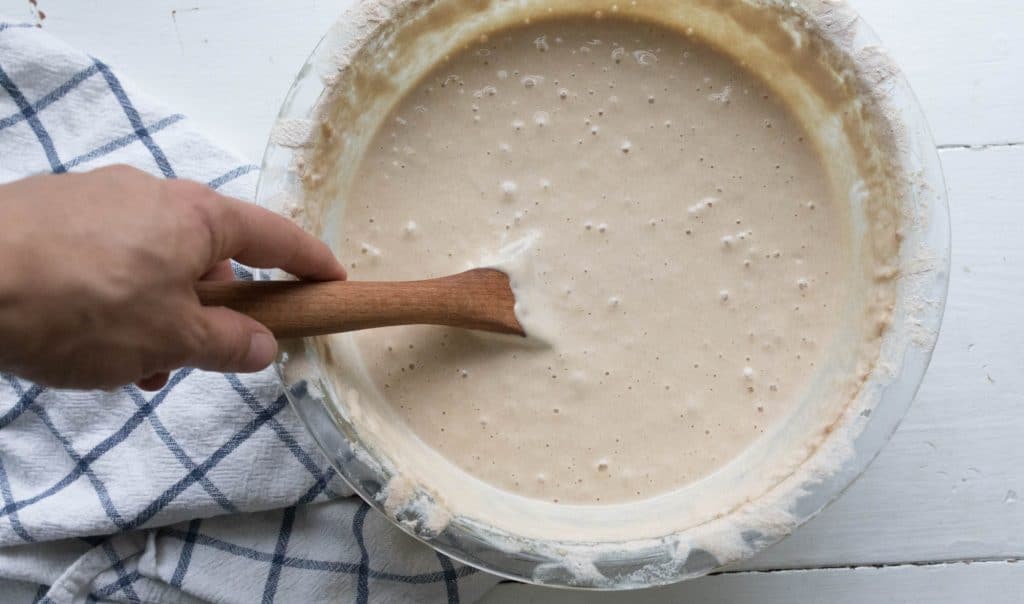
[255,0,950,589]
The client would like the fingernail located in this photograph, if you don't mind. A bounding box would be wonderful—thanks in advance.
[246,332,278,370]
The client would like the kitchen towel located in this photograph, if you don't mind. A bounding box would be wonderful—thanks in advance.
[0,19,498,603]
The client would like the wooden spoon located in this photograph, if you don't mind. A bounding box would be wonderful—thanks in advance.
[195,268,525,339]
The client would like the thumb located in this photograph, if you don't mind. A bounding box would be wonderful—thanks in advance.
[187,306,278,373]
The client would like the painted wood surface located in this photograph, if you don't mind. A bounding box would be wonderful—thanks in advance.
[1,0,1020,600]
[486,561,1024,604]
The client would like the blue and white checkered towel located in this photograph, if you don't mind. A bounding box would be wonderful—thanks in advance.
[0,21,499,603]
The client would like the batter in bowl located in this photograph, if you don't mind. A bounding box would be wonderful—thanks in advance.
[332,16,850,505]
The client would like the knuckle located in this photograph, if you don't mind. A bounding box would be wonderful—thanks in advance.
[181,312,212,362]
[191,311,247,371]
[96,165,154,196]
[165,178,214,203]
[164,180,221,221]
[170,324,203,368]
[90,164,149,196]
[177,186,218,229]
[164,179,221,216]
[165,181,232,260]
[97,163,144,180]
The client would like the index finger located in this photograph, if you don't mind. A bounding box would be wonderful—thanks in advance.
[197,192,346,281]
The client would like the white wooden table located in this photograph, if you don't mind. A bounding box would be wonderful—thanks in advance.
[4,1,1021,601]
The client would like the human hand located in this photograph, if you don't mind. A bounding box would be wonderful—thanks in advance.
[0,165,345,391]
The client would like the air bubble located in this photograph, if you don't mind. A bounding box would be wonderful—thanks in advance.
[633,50,657,65]
[521,74,544,88]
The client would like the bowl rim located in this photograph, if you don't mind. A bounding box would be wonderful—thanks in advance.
[254,0,952,589]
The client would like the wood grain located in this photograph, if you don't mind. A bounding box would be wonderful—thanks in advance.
[196,268,524,338]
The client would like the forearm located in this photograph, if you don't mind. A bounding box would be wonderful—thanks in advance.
[0,186,34,375]
[0,190,74,381]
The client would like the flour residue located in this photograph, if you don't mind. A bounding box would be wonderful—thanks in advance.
[280,0,947,589]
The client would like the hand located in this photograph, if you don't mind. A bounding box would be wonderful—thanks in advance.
[0,165,345,391]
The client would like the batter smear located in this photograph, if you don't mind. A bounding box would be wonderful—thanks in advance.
[337,16,849,505]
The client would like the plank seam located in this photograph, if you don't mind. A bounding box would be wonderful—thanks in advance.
[720,557,1022,576]
[937,141,1024,151]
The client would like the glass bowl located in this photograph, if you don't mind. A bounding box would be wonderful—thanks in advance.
[255,0,950,589]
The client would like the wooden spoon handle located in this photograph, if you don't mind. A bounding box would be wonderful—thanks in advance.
[194,268,524,339]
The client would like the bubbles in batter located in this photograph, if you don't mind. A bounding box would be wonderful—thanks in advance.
[341,16,848,504]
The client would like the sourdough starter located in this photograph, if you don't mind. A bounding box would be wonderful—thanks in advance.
[336,17,848,505]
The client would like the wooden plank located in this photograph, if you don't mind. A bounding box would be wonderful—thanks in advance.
[482,561,1024,604]
[2,0,1021,159]
[851,0,1024,147]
